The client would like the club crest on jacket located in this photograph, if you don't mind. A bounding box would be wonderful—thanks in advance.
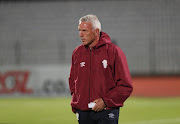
[102,60,108,68]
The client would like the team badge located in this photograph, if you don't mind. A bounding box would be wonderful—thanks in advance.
[102,60,108,68]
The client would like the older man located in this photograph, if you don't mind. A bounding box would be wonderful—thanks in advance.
[69,14,133,124]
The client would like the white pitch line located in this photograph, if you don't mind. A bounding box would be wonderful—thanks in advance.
[121,118,180,124]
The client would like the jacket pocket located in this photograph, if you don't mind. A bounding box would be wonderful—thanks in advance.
[71,91,80,105]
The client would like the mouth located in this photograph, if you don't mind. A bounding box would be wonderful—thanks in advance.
[81,39,85,42]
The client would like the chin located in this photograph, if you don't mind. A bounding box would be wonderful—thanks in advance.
[82,42,88,46]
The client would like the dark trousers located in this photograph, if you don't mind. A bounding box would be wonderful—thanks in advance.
[75,108,120,124]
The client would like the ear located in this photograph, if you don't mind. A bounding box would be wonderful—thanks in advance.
[95,28,100,37]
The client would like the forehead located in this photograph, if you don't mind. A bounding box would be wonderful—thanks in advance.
[78,21,92,29]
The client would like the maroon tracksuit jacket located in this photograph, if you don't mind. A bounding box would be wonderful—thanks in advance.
[69,32,133,113]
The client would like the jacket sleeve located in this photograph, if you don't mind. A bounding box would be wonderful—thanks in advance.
[102,47,133,108]
[69,52,75,95]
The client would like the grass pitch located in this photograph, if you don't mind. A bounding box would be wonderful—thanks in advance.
[0,97,180,124]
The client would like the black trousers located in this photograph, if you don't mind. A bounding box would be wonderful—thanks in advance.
[75,108,120,124]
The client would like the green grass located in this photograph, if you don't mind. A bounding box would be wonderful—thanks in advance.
[0,97,180,124]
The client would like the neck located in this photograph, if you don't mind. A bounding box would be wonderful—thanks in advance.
[89,36,100,48]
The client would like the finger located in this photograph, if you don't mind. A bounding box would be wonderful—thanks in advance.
[92,104,99,111]
[92,102,104,112]
[92,105,96,111]
[93,105,102,112]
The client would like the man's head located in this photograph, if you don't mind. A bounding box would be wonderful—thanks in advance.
[78,14,101,47]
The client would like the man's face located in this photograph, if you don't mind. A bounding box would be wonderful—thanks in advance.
[78,21,96,46]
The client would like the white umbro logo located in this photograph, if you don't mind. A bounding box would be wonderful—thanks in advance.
[80,62,85,67]
[108,113,115,119]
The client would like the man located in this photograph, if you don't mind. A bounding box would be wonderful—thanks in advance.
[69,14,133,124]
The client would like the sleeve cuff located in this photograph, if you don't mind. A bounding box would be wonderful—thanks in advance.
[102,97,107,107]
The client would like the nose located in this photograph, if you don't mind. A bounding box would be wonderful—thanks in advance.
[79,31,84,37]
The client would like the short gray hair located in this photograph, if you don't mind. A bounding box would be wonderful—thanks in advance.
[79,14,101,32]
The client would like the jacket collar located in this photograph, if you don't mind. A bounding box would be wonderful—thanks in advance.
[83,32,111,50]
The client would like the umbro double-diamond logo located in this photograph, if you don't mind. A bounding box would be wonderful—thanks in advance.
[108,113,115,119]
[80,62,85,67]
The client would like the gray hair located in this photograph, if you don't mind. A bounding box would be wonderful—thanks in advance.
[79,14,101,32]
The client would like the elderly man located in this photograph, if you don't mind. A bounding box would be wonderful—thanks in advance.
[69,14,133,124]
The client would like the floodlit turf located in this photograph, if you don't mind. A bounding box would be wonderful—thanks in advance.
[0,97,180,124]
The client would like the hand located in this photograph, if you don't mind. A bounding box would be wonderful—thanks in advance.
[91,98,106,112]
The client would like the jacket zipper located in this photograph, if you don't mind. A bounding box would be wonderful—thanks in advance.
[89,47,92,103]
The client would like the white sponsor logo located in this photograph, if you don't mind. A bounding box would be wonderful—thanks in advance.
[102,60,108,68]
[80,62,85,67]
[108,113,115,119]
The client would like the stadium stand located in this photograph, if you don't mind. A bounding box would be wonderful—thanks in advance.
[0,0,180,75]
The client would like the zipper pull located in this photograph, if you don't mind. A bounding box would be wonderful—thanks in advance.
[90,47,92,51]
